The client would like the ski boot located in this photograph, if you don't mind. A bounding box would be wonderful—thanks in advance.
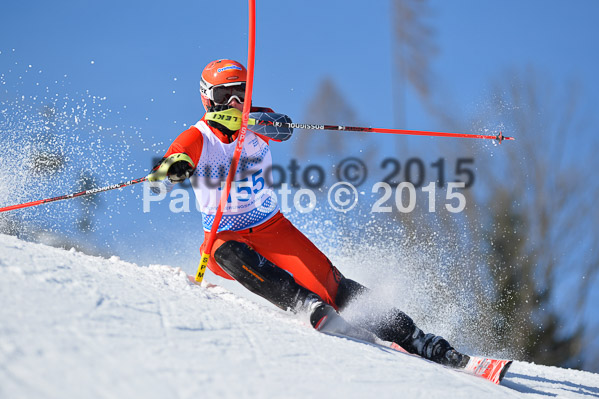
[406,327,470,368]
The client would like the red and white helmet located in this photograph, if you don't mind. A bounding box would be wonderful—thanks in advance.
[200,59,247,111]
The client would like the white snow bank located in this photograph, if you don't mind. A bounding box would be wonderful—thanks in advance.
[0,234,598,399]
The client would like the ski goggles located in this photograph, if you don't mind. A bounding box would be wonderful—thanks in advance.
[201,81,246,105]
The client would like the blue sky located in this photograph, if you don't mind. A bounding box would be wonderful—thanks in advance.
[2,1,599,367]
[2,0,597,140]
[4,0,597,130]
[2,0,598,267]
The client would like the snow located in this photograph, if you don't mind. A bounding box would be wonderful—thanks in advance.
[1,234,598,399]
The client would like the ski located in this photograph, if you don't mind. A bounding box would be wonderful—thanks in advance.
[311,304,512,384]
[461,356,512,385]
[329,326,511,384]
[338,330,511,384]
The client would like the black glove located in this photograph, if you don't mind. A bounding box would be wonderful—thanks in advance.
[147,153,195,183]
[168,159,194,183]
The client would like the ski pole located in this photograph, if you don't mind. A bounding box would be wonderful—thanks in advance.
[0,177,147,213]
[252,119,514,143]
[194,0,256,283]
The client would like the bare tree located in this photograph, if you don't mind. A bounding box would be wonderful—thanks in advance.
[31,104,66,175]
[293,77,368,159]
[443,67,599,369]
[75,170,102,233]
[392,0,438,128]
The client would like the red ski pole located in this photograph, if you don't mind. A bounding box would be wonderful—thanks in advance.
[0,177,147,213]
[253,120,514,143]
[194,0,256,283]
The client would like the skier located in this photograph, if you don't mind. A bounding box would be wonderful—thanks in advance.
[148,59,469,368]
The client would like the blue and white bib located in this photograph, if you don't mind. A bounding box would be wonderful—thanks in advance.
[192,120,279,232]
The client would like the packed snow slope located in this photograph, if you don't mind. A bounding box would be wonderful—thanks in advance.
[1,234,598,399]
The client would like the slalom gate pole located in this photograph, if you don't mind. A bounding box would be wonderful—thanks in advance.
[255,121,514,143]
[194,0,256,283]
[0,177,147,213]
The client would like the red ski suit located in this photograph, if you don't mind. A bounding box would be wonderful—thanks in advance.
[164,114,342,307]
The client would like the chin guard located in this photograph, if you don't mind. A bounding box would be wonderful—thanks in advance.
[205,107,243,132]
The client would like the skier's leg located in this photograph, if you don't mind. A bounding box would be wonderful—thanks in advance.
[335,277,469,368]
[334,277,369,310]
[213,240,391,342]
[235,213,342,308]
[362,307,469,367]
[213,240,316,311]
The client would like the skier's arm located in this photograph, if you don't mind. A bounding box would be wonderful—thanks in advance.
[204,106,293,143]
[248,109,294,143]
[147,127,203,184]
